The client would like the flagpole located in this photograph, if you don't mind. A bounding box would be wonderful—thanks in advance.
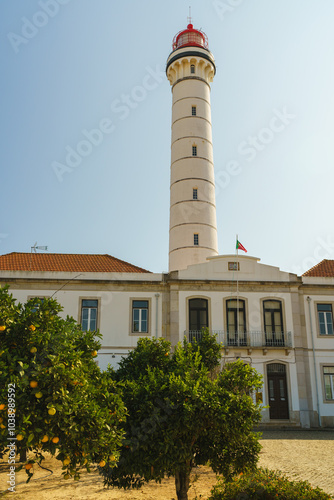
[236,234,239,343]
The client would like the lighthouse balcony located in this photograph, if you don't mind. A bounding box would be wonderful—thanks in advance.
[184,330,293,349]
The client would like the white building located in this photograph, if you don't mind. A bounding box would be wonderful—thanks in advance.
[1,22,333,428]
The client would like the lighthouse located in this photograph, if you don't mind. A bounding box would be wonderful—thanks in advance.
[166,21,219,272]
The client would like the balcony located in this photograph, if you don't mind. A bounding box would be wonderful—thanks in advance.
[184,330,293,349]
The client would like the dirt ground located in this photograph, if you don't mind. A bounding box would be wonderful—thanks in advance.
[1,430,333,499]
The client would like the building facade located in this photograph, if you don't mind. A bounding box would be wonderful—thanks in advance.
[1,252,334,428]
[1,22,333,428]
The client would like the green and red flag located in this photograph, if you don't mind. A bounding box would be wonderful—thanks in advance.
[236,240,247,253]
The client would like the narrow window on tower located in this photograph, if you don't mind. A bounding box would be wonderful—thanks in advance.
[190,64,195,74]
[194,234,199,246]
[191,106,197,116]
[192,145,197,156]
[193,188,198,200]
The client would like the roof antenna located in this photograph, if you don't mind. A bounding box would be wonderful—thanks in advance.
[31,242,48,253]
[187,6,192,26]
[29,242,48,271]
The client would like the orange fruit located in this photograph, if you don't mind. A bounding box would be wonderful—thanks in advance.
[52,437,59,444]
[48,407,56,415]
[29,325,36,331]
[30,347,37,354]
[35,392,43,399]
[63,458,70,466]
[29,380,38,388]
[0,326,6,331]
[99,460,106,467]
[91,350,98,357]
[25,463,33,470]
[41,435,49,443]
[0,404,5,410]
[16,434,24,441]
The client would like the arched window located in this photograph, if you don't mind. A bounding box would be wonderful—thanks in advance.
[263,300,284,346]
[189,298,208,332]
[226,299,246,346]
[190,64,195,74]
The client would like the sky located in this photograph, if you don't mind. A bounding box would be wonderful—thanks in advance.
[1,0,334,275]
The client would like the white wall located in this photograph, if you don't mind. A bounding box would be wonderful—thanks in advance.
[7,287,163,353]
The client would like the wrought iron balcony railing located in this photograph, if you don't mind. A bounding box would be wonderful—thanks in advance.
[184,330,293,348]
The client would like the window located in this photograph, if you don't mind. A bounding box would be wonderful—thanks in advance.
[190,64,195,74]
[81,300,98,331]
[194,233,199,246]
[226,299,247,346]
[263,300,284,346]
[191,106,197,116]
[317,304,334,335]
[324,366,334,400]
[228,262,239,271]
[28,297,46,312]
[193,188,198,200]
[192,145,197,156]
[132,300,148,333]
[189,298,208,334]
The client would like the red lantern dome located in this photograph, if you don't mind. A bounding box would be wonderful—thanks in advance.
[172,23,209,51]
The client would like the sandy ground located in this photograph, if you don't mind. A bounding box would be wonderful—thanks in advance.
[0,430,333,499]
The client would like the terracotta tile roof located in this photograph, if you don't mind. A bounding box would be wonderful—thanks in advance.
[302,259,334,277]
[0,253,150,273]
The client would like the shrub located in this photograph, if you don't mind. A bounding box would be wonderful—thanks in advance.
[209,467,332,499]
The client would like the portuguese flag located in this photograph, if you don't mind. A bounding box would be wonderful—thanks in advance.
[236,240,247,253]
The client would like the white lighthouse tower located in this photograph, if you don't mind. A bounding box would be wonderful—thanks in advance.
[166,21,218,272]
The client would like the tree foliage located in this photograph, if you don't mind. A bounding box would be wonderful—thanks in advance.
[209,467,332,500]
[190,329,222,373]
[100,337,263,500]
[0,286,125,481]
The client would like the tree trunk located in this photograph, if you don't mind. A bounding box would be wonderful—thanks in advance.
[19,448,27,462]
[175,469,190,500]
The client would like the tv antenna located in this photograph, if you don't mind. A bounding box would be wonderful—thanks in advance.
[31,242,48,253]
[29,242,48,271]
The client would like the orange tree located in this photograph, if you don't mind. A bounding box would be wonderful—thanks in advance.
[0,286,125,481]
[100,336,263,500]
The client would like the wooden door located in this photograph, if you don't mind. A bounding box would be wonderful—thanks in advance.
[267,364,289,419]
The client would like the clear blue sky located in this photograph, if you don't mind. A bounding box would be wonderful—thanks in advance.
[1,0,334,275]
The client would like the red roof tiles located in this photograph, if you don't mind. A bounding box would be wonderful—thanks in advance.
[0,253,150,273]
[303,259,334,277]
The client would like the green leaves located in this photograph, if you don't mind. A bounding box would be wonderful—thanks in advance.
[0,286,125,481]
[100,337,263,500]
[209,468,333,500]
